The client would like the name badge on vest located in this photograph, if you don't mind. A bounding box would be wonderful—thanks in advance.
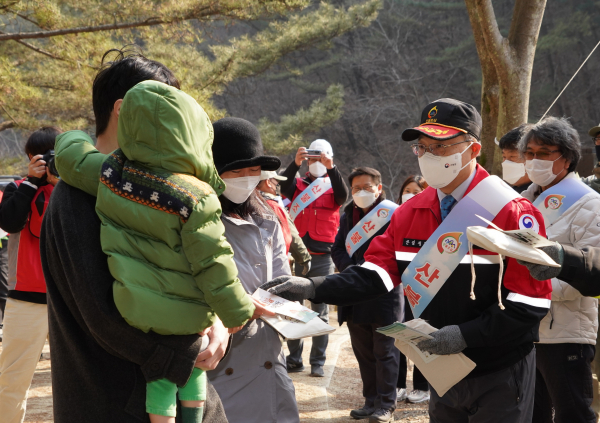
[346,200,399,256]
[401,176,519,318]
[532,176,595,228]
[289,177,332,221]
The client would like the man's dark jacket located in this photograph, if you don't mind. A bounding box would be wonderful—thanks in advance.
[331,196,403,325]
[40,182,228,423]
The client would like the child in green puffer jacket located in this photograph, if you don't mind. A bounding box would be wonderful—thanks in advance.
[54,80,255,423]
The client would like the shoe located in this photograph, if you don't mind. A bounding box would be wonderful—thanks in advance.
[286,362,305,373]
[369,408,394,422]
[310,365,324,377]
[396,388,407,401]
[350,406,375,420]
[407,389,430,403]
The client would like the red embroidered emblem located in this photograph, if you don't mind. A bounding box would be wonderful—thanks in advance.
[405,285,422,308]
[414,263,440,288]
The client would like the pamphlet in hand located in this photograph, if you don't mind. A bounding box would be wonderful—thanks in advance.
[252,288,318,323]
[379,319,476,397]
[466,215,560,267]
[252,289,335,340]
[376,322,438,363]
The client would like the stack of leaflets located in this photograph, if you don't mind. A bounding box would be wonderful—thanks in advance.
[466,215,560,267]
[377,319,476,397]
[252,289,336,340]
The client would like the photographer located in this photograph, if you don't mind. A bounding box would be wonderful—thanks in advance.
[279,139,348,377]
[0,127,60,423]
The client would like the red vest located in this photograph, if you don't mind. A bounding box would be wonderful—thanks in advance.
[14,179,53,293]
[266,199,292,254]
[291,177,340,243]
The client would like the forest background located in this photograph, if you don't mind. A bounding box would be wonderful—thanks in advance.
[1,0,599,200]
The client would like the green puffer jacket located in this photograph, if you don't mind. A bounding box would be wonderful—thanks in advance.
[55,80,254,335]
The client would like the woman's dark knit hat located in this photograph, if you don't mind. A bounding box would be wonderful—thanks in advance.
[212,117,281,174]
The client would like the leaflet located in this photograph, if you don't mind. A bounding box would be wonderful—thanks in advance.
[376,322,438,363]
[475,215,555,248]
[252,288,318,323]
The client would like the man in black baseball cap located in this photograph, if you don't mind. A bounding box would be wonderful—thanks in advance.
[261,98,550,423]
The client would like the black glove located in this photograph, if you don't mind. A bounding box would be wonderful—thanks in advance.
[259,276,315,302]
[26,175,47,187]
[416,325,467,355]
[516,242,564,281]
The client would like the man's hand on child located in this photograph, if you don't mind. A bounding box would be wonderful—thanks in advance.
[195,319,229,371]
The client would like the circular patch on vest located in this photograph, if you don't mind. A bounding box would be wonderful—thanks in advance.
[519,214,540,234]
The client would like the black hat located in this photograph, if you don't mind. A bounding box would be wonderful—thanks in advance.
[212,117,281,174]
[401,98,482,142]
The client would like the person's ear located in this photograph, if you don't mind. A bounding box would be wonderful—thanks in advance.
[114,99,123,117]
[377,183,383,196]
[471,141,482,158]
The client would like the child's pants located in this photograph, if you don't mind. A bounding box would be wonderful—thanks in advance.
[146,367,206,417]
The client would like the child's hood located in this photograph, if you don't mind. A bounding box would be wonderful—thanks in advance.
[117,80,224,195]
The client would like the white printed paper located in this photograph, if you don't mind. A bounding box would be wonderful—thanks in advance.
[376,322,438,363]
[252,288,318,323]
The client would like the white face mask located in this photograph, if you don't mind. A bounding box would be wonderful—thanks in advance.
[401,193,415,203]
[222,176,261,204]
[309,161,327,177]
[353,190,378,208]
[417,143,473,189]
[501,160,526,185]
[525,155,563,187]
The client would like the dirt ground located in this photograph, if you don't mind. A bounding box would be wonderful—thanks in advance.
[2,314,428,423]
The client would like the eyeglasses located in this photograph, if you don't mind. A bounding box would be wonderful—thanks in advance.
[351,185,377,194]
[410,140,471,157]
[593,136,600,144]
[523,150,561,160]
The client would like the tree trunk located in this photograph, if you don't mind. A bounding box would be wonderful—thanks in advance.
[465,0,547,176]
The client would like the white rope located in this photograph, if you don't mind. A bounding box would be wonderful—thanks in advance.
[539,39,600,122]
[497,254,505,310]
[469,242,476,301]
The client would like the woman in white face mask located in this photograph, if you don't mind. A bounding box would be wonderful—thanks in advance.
[396,175,427,204]
[209,117,301,423]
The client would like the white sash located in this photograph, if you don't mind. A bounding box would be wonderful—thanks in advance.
[532,176,595,228]
[345,200,399,256]
[401,176,519,317]
[289,177,332,221]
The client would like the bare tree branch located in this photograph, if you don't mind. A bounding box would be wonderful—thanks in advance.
[0,121,16,132]
[465,0,507,69]
[0,13,202,41]
[508,0,547,62]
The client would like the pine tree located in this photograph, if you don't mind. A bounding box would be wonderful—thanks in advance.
[0,0,379,137]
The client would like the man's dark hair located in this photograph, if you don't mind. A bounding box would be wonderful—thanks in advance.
[92,47,180,136]
[498,124,529,151]
[348,167,382,186]
[25,126,62,157]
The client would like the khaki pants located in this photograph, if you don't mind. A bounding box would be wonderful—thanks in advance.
[0,298,48,423]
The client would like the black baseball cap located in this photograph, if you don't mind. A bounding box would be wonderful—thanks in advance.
[402,98,482,142]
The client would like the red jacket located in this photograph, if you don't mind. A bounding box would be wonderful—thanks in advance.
[291,177,340,243]
[0,179,53,300]
[266,199,292,254]
[312,165,552,376]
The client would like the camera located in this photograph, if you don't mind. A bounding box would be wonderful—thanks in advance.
[305,149,322,158]
[41,150,59,178]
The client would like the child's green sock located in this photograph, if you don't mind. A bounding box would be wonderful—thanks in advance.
[181,406,203,423]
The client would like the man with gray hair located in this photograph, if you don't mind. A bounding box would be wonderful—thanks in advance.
[519,116,599,423]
